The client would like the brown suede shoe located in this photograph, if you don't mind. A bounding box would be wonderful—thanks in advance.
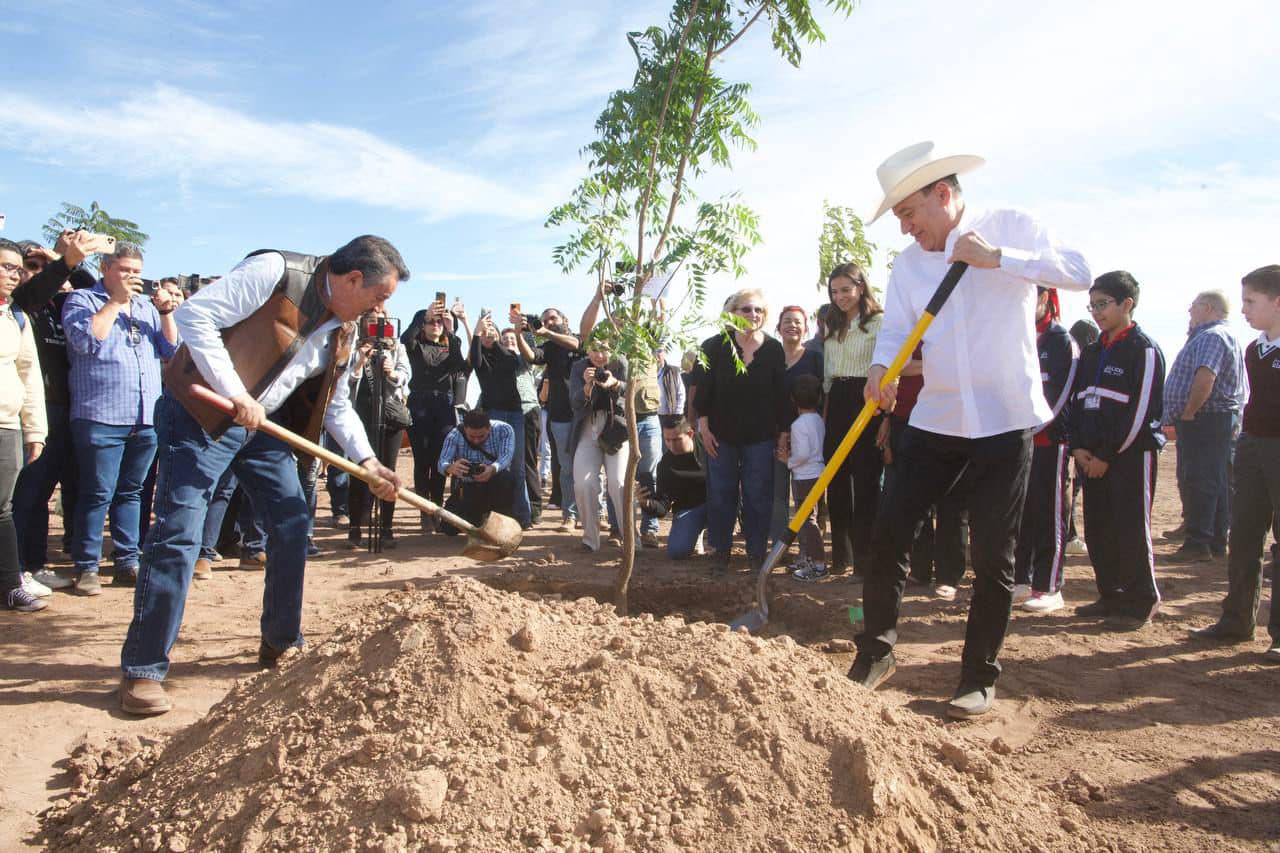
[193,558,213,581]
[120,678,172,716]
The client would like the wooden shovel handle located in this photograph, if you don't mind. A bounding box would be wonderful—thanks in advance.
[185,384,465,525]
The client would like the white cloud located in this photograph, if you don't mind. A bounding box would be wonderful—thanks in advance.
[0,86,552,223]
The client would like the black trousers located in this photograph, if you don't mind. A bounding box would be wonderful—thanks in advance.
[1014,443,1070,593]
[440,469,516,534]
[1220,434,1280,639]
[348,428,405,538]
[825,377,883,571]
[1081,448,1160,619]
[857,426,1032,688]
[887,416,966,586]
[524,408,543,520]
[407,391,456,508]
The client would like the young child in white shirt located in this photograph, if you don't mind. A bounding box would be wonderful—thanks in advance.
[788,374,827,580]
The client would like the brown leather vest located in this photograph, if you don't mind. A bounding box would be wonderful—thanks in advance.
[163,250,355,443]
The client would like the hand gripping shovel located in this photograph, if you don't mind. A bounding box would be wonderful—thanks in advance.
[730,262,969,632]
[188,384,522,561]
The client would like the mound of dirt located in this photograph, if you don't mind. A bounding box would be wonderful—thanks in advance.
[41,578,1103,852]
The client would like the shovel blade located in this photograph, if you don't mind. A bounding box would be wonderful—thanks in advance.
[460,511,523,561]
[730,608,768,633]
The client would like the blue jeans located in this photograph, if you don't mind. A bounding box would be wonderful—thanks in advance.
[199,467,239,561]
[13,401,79,570]
[705,438,775,558]
[70,419,158,574]
[1175,411,1235,551]
[487,408,531,527]
[547,419,576,520]
[667,504,707,559]
[322,431,349,516]
[122,394,311,681]
[636,415,661,535]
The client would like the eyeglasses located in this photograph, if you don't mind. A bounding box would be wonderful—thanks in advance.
[0,262,22,276]
[1087,298,1116,313]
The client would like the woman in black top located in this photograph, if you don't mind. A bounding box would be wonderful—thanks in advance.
[694,288,790,571]
[402,301,470,525]
[770,305,824,548]
[470,313,532,528]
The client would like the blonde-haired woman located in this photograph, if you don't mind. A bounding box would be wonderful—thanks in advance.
[694,288,790,572]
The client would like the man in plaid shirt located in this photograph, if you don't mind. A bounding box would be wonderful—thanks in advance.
[1163,290,1247,562]
[436,408,517,533]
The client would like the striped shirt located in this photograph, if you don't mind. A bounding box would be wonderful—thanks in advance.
[437,420,515,478]
[62,282,177,426]
[823,312,882,391]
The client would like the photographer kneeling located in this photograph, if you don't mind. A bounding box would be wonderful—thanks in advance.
[436,409,517,533]
[639,417,707,560]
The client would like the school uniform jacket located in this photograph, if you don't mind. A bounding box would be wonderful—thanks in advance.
[1067,323,1166,462]
[1035,318,1078,446]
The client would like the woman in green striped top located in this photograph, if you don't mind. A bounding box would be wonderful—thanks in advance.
[822,262,885,575]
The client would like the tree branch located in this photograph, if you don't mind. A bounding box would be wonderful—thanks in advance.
[635,0,701,286]
[711,2,768,59]
[651,3,723,264]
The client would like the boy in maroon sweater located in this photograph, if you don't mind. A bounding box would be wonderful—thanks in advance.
[1189,264,1280,662]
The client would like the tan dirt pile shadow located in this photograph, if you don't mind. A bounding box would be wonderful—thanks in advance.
[39,577,1109,852]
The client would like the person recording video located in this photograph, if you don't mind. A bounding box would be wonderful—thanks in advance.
[346,307,410,550]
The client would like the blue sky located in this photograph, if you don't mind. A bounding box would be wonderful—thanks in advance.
[2,0,1278,361]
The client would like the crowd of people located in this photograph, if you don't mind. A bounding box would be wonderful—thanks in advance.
[0,141,1276,721]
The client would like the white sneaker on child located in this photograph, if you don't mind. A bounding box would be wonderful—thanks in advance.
[1022,590,1064,613]
[1012,583,1032,605]
[32,569,73,591]
[793,559,828,582]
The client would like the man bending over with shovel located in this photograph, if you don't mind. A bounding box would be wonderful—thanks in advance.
[848,143,1090,718]
[119,236,408,716]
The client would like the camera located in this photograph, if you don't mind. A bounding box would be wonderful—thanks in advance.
[595,368,612,384]
[604,282,626,297]
[360,315,400,350]
[466,461,487,477]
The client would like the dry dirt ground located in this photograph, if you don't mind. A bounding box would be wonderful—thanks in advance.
[2,447,1278,851]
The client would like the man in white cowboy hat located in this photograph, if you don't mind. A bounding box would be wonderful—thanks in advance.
[848,141,1091,718]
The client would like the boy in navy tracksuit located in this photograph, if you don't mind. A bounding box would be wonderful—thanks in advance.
[1189,264,1280,661]
[1014,287,1078,614]
[1067,271,1167,628]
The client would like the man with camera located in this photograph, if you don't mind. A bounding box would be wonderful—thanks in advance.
[436,408,517,532]
[119,236,407,717]
[62,242,178,595]
[512,307,581,531]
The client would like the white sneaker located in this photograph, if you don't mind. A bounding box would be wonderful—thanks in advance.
[934,584,957,601]
[1022,590,1064,613]
[32,568,74,591]
[1064,537,1087,556]
[22,571,53,598]
[1012,583,1032,605]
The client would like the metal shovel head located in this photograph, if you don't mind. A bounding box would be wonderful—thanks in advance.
[461,512,523,562]
[730,608,767,633]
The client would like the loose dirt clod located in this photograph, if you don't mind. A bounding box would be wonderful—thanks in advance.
[40,578,1104,851]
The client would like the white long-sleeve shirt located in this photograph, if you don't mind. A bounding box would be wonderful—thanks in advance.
[174,252,375,463]
[787,411,826,480]
[872,206,1091,439]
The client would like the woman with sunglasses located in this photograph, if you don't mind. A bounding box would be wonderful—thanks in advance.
[822,262,885,577]
[694,288,790,573]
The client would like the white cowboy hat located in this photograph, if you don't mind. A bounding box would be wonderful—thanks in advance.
[868,141,985,224]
